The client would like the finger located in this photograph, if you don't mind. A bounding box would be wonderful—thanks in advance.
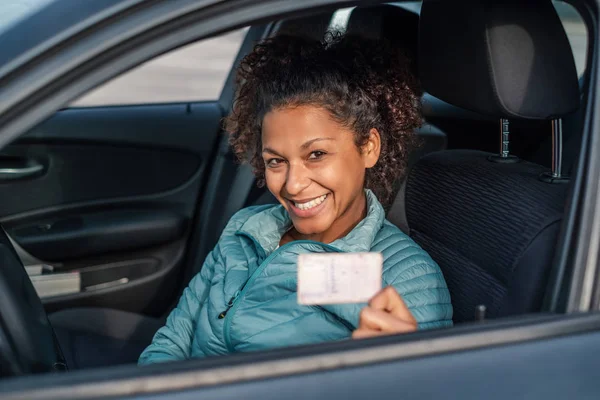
[369,286,417,324]
[357,306,381,331]
[359,307,417,333]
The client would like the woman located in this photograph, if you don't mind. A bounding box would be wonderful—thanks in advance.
[139,34,452,364]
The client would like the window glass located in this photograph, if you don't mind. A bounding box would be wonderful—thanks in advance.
[329,7,353,32]
[71,28,248,107]
[553,1,588,77]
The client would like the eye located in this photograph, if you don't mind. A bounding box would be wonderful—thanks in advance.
[266,158,284,168]
[308,151,327,160]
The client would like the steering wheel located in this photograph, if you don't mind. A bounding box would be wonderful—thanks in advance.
[0,227,66,376]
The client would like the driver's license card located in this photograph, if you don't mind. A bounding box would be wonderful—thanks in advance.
[297,252,382,305]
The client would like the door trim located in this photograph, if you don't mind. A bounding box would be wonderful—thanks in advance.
[2,312,600,399]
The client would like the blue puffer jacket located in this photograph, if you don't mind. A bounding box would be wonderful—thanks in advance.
[139,190,453,364]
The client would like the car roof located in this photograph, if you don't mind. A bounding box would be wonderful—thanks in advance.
[0,0,415,76]
[0,0,142,76]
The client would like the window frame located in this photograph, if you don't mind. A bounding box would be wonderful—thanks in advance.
[553,0,590,78]
[0,0,597,396]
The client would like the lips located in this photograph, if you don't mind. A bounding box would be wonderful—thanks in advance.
[287,194,329,218]
[292,194,328,210]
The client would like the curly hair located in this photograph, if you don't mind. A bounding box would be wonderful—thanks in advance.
[225,33,422,206]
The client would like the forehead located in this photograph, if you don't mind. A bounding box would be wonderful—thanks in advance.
[261,106,352,144]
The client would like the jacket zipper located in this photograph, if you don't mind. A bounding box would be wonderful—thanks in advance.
[221,238,341,352]
[218,290,241,319]
[217,232,266,320]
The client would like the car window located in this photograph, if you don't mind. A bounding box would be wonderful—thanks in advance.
[71,28,248,107]
[0,0,594,391]
[329,7,353,31]
[0,0,56,35]
[553,1,588,78]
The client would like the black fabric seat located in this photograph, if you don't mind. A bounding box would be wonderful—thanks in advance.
[405,151,567,321]
[346,4,420,75]
[403,0,580,323]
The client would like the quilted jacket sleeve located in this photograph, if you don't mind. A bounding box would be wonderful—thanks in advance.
[138,246,221,365]
[382,234,454,330]
[323,227,453,330]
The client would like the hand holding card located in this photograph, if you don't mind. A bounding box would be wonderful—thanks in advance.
[296,252,417,338]
[352,286,418,338]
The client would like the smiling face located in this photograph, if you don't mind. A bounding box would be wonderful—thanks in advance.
[262,105,380,244]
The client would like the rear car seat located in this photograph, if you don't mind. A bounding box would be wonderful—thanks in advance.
[396,0,580,323]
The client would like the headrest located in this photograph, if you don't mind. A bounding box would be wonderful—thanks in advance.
[419,0,580,119]
[276,12,334,41]
[346,5,420,73]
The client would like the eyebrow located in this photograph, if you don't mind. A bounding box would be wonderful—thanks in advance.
[300,137,335,149]
[262,147,283,157]
[262,137,335,156]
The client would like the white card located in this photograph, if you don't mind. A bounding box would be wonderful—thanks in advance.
[297,252,383,305]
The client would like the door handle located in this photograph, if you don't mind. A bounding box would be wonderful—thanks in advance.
[0,157,45,181]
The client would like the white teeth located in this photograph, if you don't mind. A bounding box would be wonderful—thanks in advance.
[294,194,327,210]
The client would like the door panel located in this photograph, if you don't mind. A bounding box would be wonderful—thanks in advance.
[2,314,598,399]
[0,143,200,216]
[40,239,186,315]
[10,208,186,261]
[0,102,224,316]
[123,326,600,400]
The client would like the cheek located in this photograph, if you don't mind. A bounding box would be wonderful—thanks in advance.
[316,157,365,191]
[265,170,285,195]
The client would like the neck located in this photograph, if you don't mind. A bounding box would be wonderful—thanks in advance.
[286,191,367,244]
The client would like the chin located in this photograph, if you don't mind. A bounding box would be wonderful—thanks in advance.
[292,220,330,236]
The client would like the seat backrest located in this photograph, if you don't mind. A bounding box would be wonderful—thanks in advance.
[405,150,567,321]
[273,11,334,41]
[407,0,580,323]
[346,4,420,76]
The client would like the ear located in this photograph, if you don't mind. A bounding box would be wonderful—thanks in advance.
[362,128,381,169]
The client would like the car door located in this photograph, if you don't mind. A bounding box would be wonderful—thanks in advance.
[0,6,253,317]
[0,0,598,399]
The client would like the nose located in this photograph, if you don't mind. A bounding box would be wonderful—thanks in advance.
[285,162,311,196]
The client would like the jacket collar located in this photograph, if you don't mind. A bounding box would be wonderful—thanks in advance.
[236,190,385,254]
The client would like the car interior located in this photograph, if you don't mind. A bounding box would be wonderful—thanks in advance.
[0,0,591,376]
